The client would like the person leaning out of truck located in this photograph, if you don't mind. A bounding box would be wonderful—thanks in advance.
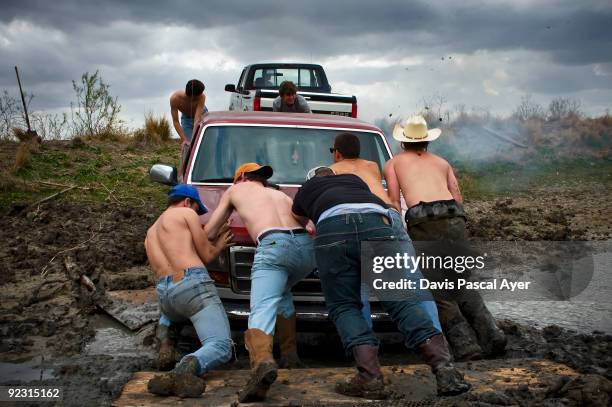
[272,81,312,113]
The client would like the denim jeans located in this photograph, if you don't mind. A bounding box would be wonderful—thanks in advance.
[315,213,442,353]
[156,267,233,375]
[359,209,442,331]
[249,232,315,334]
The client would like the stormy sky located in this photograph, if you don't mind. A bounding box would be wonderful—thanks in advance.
[1,0,611,128]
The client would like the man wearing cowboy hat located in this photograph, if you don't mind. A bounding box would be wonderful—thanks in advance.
[384,115,507,360]
[204,163,315,403]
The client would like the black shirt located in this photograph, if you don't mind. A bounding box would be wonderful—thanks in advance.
[292,174,388,224]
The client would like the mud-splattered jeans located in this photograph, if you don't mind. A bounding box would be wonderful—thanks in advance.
[156,267,232,375]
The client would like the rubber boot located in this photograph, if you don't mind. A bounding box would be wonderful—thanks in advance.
[458,294,507,357]
[156,324,177,371]
[437,300,483,361]
[335,345,387,399]
[148,356,205,398]
[276,314,305,368]
[444,317,483,361]
[238,329,278,403]
[419,335,471,396]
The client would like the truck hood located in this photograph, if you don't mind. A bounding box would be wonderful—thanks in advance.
[196,184,300,246]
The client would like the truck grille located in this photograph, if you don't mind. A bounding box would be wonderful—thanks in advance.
[229,246,322,295]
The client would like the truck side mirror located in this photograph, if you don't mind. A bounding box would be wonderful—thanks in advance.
[150,164,178,186]
[224,84,236,92]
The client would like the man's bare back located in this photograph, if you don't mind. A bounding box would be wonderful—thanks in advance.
[170,91,204,118]
[206,181,303,242]
[384,151,462,208]
[146,206,228,282]
[331,159,395,208]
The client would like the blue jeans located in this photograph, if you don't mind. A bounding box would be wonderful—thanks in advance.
[315,213,442,353]
[180,115,194,142]
[249,232,315,334]
[360,209,441,331]
[156,267,232,375]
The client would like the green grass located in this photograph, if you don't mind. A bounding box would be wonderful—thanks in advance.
[457,157,612,199]
[0,140,179,213]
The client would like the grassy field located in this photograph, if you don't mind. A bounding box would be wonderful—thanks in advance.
[0,139,178,213]
[1,138,610,214]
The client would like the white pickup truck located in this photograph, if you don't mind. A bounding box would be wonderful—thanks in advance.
[224,63,358,117]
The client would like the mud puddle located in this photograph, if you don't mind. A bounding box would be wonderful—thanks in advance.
[0,355,56,382]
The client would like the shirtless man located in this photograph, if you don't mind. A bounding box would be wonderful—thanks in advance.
[384,115,506,360]
[170,80,208,178]
[145,184,233,398]
[205,163,315,403]
[329,132,441,331]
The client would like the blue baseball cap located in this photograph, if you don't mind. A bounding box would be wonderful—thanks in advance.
[168,184,208,215]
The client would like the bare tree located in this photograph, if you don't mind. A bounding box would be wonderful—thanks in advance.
[514,94,544,121]
[32,112,69,140]
[547,97,582,121]
[71,70,122,137]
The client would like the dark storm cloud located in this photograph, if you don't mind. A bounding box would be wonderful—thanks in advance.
[3,0,611,64]
[1,0,611,118]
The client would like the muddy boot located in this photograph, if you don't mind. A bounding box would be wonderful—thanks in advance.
[276,314,305,368]
[148,356,205,398]
[156,324,177,371]
[238,329,278,403]
[459,296,507,357]
[444,318,483,361]
[173,357,205,398]
[419,334,471,396]
[335,345,387,399]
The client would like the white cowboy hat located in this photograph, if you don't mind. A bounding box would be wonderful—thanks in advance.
[392,115,441,143]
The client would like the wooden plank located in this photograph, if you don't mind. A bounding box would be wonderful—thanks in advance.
[113,358,579,406]
[98,288,159,331]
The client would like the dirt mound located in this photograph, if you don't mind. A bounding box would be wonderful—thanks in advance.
[0,200,162,358]
[466,186,611,241]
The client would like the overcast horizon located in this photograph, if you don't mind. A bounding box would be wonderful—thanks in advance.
[1,0,611,130]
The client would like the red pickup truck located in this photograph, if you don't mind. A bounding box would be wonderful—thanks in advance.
[150,111,395,330]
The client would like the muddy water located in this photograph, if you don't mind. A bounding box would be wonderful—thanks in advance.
[488,248,612,333]
[0,356,56,382]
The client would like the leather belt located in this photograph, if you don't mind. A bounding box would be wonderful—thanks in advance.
[257,228,307,243]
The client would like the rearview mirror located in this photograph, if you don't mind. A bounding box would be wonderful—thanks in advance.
[150,164,177,186]
[224,84,236,92]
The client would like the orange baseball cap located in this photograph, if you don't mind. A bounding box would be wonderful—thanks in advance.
[233,163,273,183]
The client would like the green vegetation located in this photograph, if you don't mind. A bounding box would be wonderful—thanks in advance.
[457,157,612,200]
[0,139,179,213]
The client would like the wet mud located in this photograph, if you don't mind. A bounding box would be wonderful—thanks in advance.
[0,184,610,405]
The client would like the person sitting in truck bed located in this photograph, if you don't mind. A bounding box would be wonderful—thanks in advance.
[204,163,315,403]
[272,81,312,113]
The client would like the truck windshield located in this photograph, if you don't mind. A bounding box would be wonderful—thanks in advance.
[191,126,390,185]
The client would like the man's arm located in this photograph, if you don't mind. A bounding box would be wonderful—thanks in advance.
[205,187,235,240]
[383,160,401,210]
[184,209,230,263]
[170,97,187,144]
[447,165,463,204]
[193,94,206,132]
